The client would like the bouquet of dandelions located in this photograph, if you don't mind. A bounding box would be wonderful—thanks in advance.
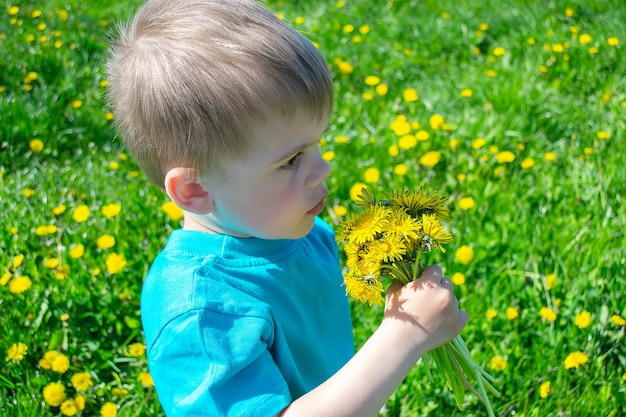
[335,188,498,416]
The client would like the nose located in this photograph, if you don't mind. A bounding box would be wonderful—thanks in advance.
[305,152,330,189]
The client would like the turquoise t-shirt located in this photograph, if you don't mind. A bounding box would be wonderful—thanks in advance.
[141,217,354,417]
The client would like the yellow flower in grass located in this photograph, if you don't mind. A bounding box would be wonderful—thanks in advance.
[419,151,441,168]
[611,315,626,326]
[544,152,556,161]
[497,151,515,163]
[60,399,78,416]
[420,214,452,252]
[101,402,117,417]
[394,164,408,176]
[539,307,557,322]
[162,201,183,221]
[506,307,519,320]
[43,382,66,407]
[69,243,85,259]
[458,197,475,210]
[53,204,67,216]
[539,381,551,398]
[349,183,368,203]
[486,309,497,320]
[545,273,556,290]
[139,372,154,387]
[71,372,93,391]
[402,88,419,102]
[6,342,28,361]
[489,356,507,371]
[429,114,445,130]
[574,311,592,329]
[521,158,535,169]
[72,205,90,223]
[451,272,465,285]
[29,139,44,153]
[339,205,390,244]
[127,343,146,357]
[564,351,588,369]
[398,135,417,150]
[455,245,474,265]
[363,167,380,183]
[105,253,127,275]
[9,276,32,294]
[579,33,592,45]
[607,37,619,46]
[40,350,70,373]
[102,203,122,219]
[97,234,116,250]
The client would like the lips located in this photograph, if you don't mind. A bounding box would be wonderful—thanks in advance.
[307,191,328,216]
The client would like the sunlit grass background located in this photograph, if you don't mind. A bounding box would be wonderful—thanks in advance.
[1,0,625,416]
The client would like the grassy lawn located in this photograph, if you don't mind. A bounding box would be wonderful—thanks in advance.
[1,0,625,416]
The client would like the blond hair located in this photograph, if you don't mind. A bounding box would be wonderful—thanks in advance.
[107,0,333,187]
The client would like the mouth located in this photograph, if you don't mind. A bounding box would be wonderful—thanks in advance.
[307,192,328,216]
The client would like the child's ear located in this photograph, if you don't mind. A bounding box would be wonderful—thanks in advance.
[164,168,214,214]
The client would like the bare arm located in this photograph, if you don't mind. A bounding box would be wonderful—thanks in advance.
[276,265,469,417]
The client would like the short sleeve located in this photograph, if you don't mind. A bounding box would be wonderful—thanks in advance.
[147,309,291,417]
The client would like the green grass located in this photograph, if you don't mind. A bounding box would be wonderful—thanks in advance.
[1,0,625,416]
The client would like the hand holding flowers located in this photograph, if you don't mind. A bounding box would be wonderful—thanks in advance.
[336,188,498,416]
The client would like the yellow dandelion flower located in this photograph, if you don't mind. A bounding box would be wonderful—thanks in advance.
[375,84,388,95]
[343,271,384,306]
[472,138,486,149]
[486,309,498,320]
[139,372,154,387]
[162,201,183,221]
[607,37,619,46]
[22,188,35,197]
[386,189,450,221]
[539,307,557,322]
[100,402,118,417]
[384,208,421,241]
[96,234,116,250]
[52,204,66,216]
[337,60,353,75]
[69,243,85,259]
[8,6,19,15]
[564,351,588,369]
[367,234,407,264]
[345,204,390,244]
[455,245,474,265]
[544,152,556,161]
[574,311,592,329]
[71,99,82,109]
[1,272,11,286]
[451,272,465,285]
[506,307,519,320]
[363,167,380,183]
[521,158,535,169]
[497,151,516,163]
[9,275,32,294]
[5,342,28,362]
[43,382,66,407]
[127,343,146,357]
[415,130,430,141]
[597,131,610,139]
[420,214,452,252]
[365,75,380,86]
[610,315,626,326]
[334,205,347,217]
[398,135,417,150]
[419,151,441,168]
[579,33,592,45]
[429,114,445,130]
[489,356,507,371]
[459,197,475,210]
[349,183,368,203]
[393,164,408,176]
[402,88,419,102]
[539,381,551,398]
[44,258,60,269]
[72,205,90,223]
[102,203,121,219]
[105,253,127,275]
[29,139,44,153]
[460,88,473,97]
[71,371,93,391]
[493,47,506,56]
[390,117,411,136]
[322,151,335,161]
[60,399,78,416]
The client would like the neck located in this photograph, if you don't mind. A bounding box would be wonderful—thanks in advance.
[182,211,250,238]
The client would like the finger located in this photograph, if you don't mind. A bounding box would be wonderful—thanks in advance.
[420,264,442,281]
[458,310,469,330]
[440,277,453,289]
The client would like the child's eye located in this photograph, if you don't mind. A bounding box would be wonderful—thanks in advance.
[279,152,303,171]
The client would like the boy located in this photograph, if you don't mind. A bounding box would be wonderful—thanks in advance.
[106,0,468,416]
